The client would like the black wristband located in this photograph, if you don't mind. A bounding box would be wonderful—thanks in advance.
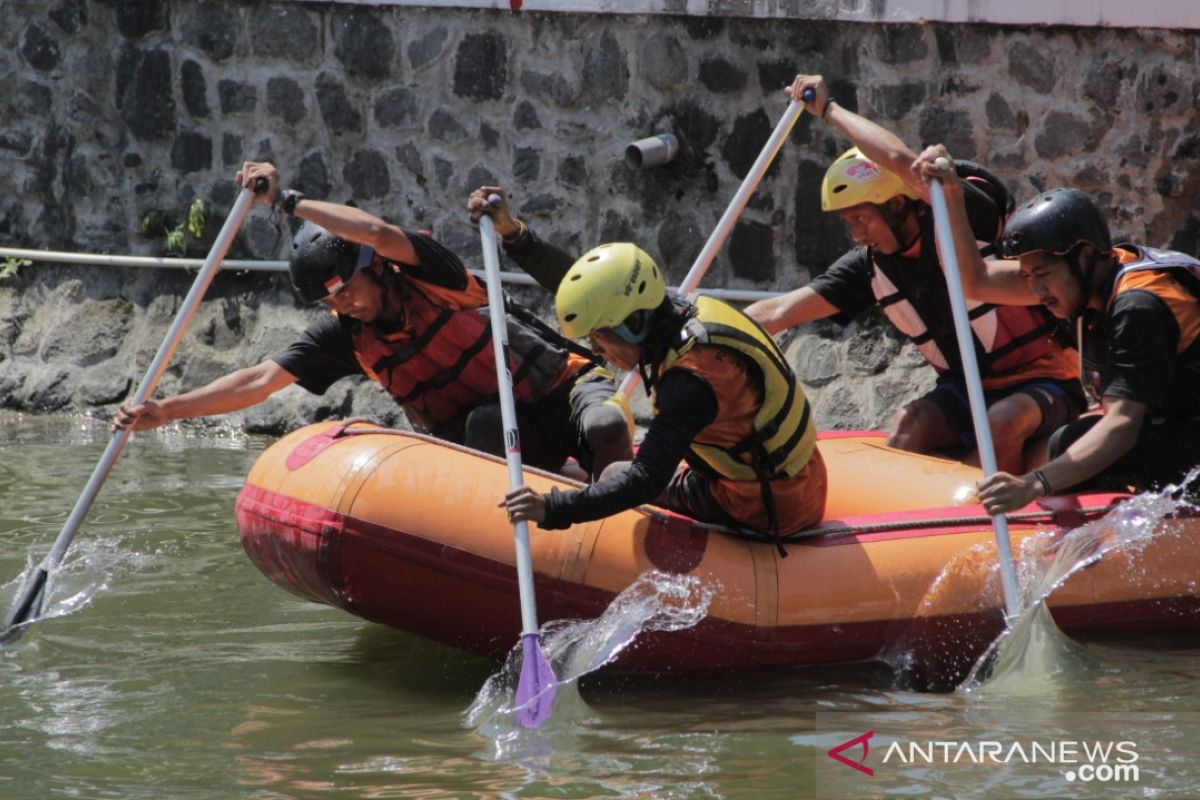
[278,189,305,216]
[1032,468,1053,497]
[822,99,837,120]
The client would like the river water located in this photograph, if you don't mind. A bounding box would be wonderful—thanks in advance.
[3,412,1199,799]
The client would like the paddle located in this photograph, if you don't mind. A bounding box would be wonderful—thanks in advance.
[0,178,266,645]
[618,88,815,398]
[927,158,1022,620]
[479,203,557,728]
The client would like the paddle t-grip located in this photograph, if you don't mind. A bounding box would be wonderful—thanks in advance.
[253,176,269,194]
[487,193,503,207]
[935,157,951,171]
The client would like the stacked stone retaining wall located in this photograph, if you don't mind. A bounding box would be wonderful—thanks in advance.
[1,2,1197,434]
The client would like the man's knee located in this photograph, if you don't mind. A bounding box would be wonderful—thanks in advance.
[888,400,952,452]
[986,394,1042,442]
[582,405,633,459]
[598,459,632,482]
[463,404,504,454]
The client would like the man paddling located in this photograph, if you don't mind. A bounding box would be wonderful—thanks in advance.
[496,240,827,547]
[116,162,632,479]
[744,74,1083,474]
[913,147,1200,511]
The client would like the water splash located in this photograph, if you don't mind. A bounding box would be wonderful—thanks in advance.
[881,470,1198,690]
[466,570,713,757]
[961,469,1200,695]
[1,535,153,645]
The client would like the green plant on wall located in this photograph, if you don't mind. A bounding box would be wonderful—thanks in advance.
[140,197,208,255]
[0,257,31,281]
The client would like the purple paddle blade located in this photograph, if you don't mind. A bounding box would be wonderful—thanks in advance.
[515,632,557,728]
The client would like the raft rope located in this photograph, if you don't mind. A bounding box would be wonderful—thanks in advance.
[319,421,1122,542]
[662,505,1121,544]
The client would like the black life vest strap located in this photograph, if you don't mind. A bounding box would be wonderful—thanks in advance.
[506,298,602,364]
[390,324,494,403]
[369,305,456,373]
[983,318,1056,364]
[509,341,547,386]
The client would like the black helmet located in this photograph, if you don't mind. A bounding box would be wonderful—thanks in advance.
[999,188,1111,260]
[289,221,374,303]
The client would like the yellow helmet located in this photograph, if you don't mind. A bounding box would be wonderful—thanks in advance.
[821,147,919,211]
[556,243,666,341]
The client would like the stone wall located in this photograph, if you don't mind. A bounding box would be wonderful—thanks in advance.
[1,2,1197,434]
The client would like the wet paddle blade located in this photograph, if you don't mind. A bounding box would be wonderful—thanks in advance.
[0,567,48,646]
[515,632,557,728]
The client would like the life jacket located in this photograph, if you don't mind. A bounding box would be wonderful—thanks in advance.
[871,209,1067,388]
[1080,245,1200,412]
[658,295,817,482]
[351,266,575,432]
[652,296,822,544]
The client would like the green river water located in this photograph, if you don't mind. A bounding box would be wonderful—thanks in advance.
[3,412,1199,799]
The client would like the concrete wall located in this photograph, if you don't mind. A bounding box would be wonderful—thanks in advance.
[1,1,1197,433]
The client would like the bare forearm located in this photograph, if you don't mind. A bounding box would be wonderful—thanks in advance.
[1039,410,1141,494]
[157,363,295,422]
[913,147,1036,305]
[745,287,837,334]
[744,296,792,334]
[293,199,417,265]
[825,104,922,196]
[938,179,1000,301]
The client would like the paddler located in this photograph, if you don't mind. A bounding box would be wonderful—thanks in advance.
[744,74,1083,473]
[913,146,1200,511]
[496,241,827,547]
[116,162,633,479]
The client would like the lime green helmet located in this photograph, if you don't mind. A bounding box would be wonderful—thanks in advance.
[556,243,666,342]
[821,147,919,211]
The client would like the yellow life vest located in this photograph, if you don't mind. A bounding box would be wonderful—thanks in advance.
[658,295,817,482]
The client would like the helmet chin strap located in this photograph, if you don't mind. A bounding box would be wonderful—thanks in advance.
[884,198,920,254]
[361,255,406,332]
[1068,246,1103,321]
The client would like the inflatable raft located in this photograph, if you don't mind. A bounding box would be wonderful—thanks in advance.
[234,420,1200,676]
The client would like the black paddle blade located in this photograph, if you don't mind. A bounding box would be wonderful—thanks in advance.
[0,567,48,646]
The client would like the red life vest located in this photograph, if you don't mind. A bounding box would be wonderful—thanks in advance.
[351,271,573,431]
[870,209,1075,389]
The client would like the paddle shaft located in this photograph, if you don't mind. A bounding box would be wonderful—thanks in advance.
[928,167,1022,620]
[479,216,541,635]
[618,90,813,398]
[2,183,261,639]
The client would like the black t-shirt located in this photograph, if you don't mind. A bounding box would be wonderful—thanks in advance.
[540,369,718,529]
[1093,290,1183,412]
[808,181,1000,323]
[271,229,471,393]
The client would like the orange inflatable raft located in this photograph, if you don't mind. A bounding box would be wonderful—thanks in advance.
[234,420,1200,675]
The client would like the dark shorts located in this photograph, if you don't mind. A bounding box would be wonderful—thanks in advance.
[515,365,630,474]
[1048,413,1200,494]
[661,467,745,529]
[660,452,827,535]
[923,376,1085,455]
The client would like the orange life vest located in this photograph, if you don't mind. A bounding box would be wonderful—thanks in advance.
[351,270,579,431]
[656,297,825,535]
[1081,245,1200,412]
